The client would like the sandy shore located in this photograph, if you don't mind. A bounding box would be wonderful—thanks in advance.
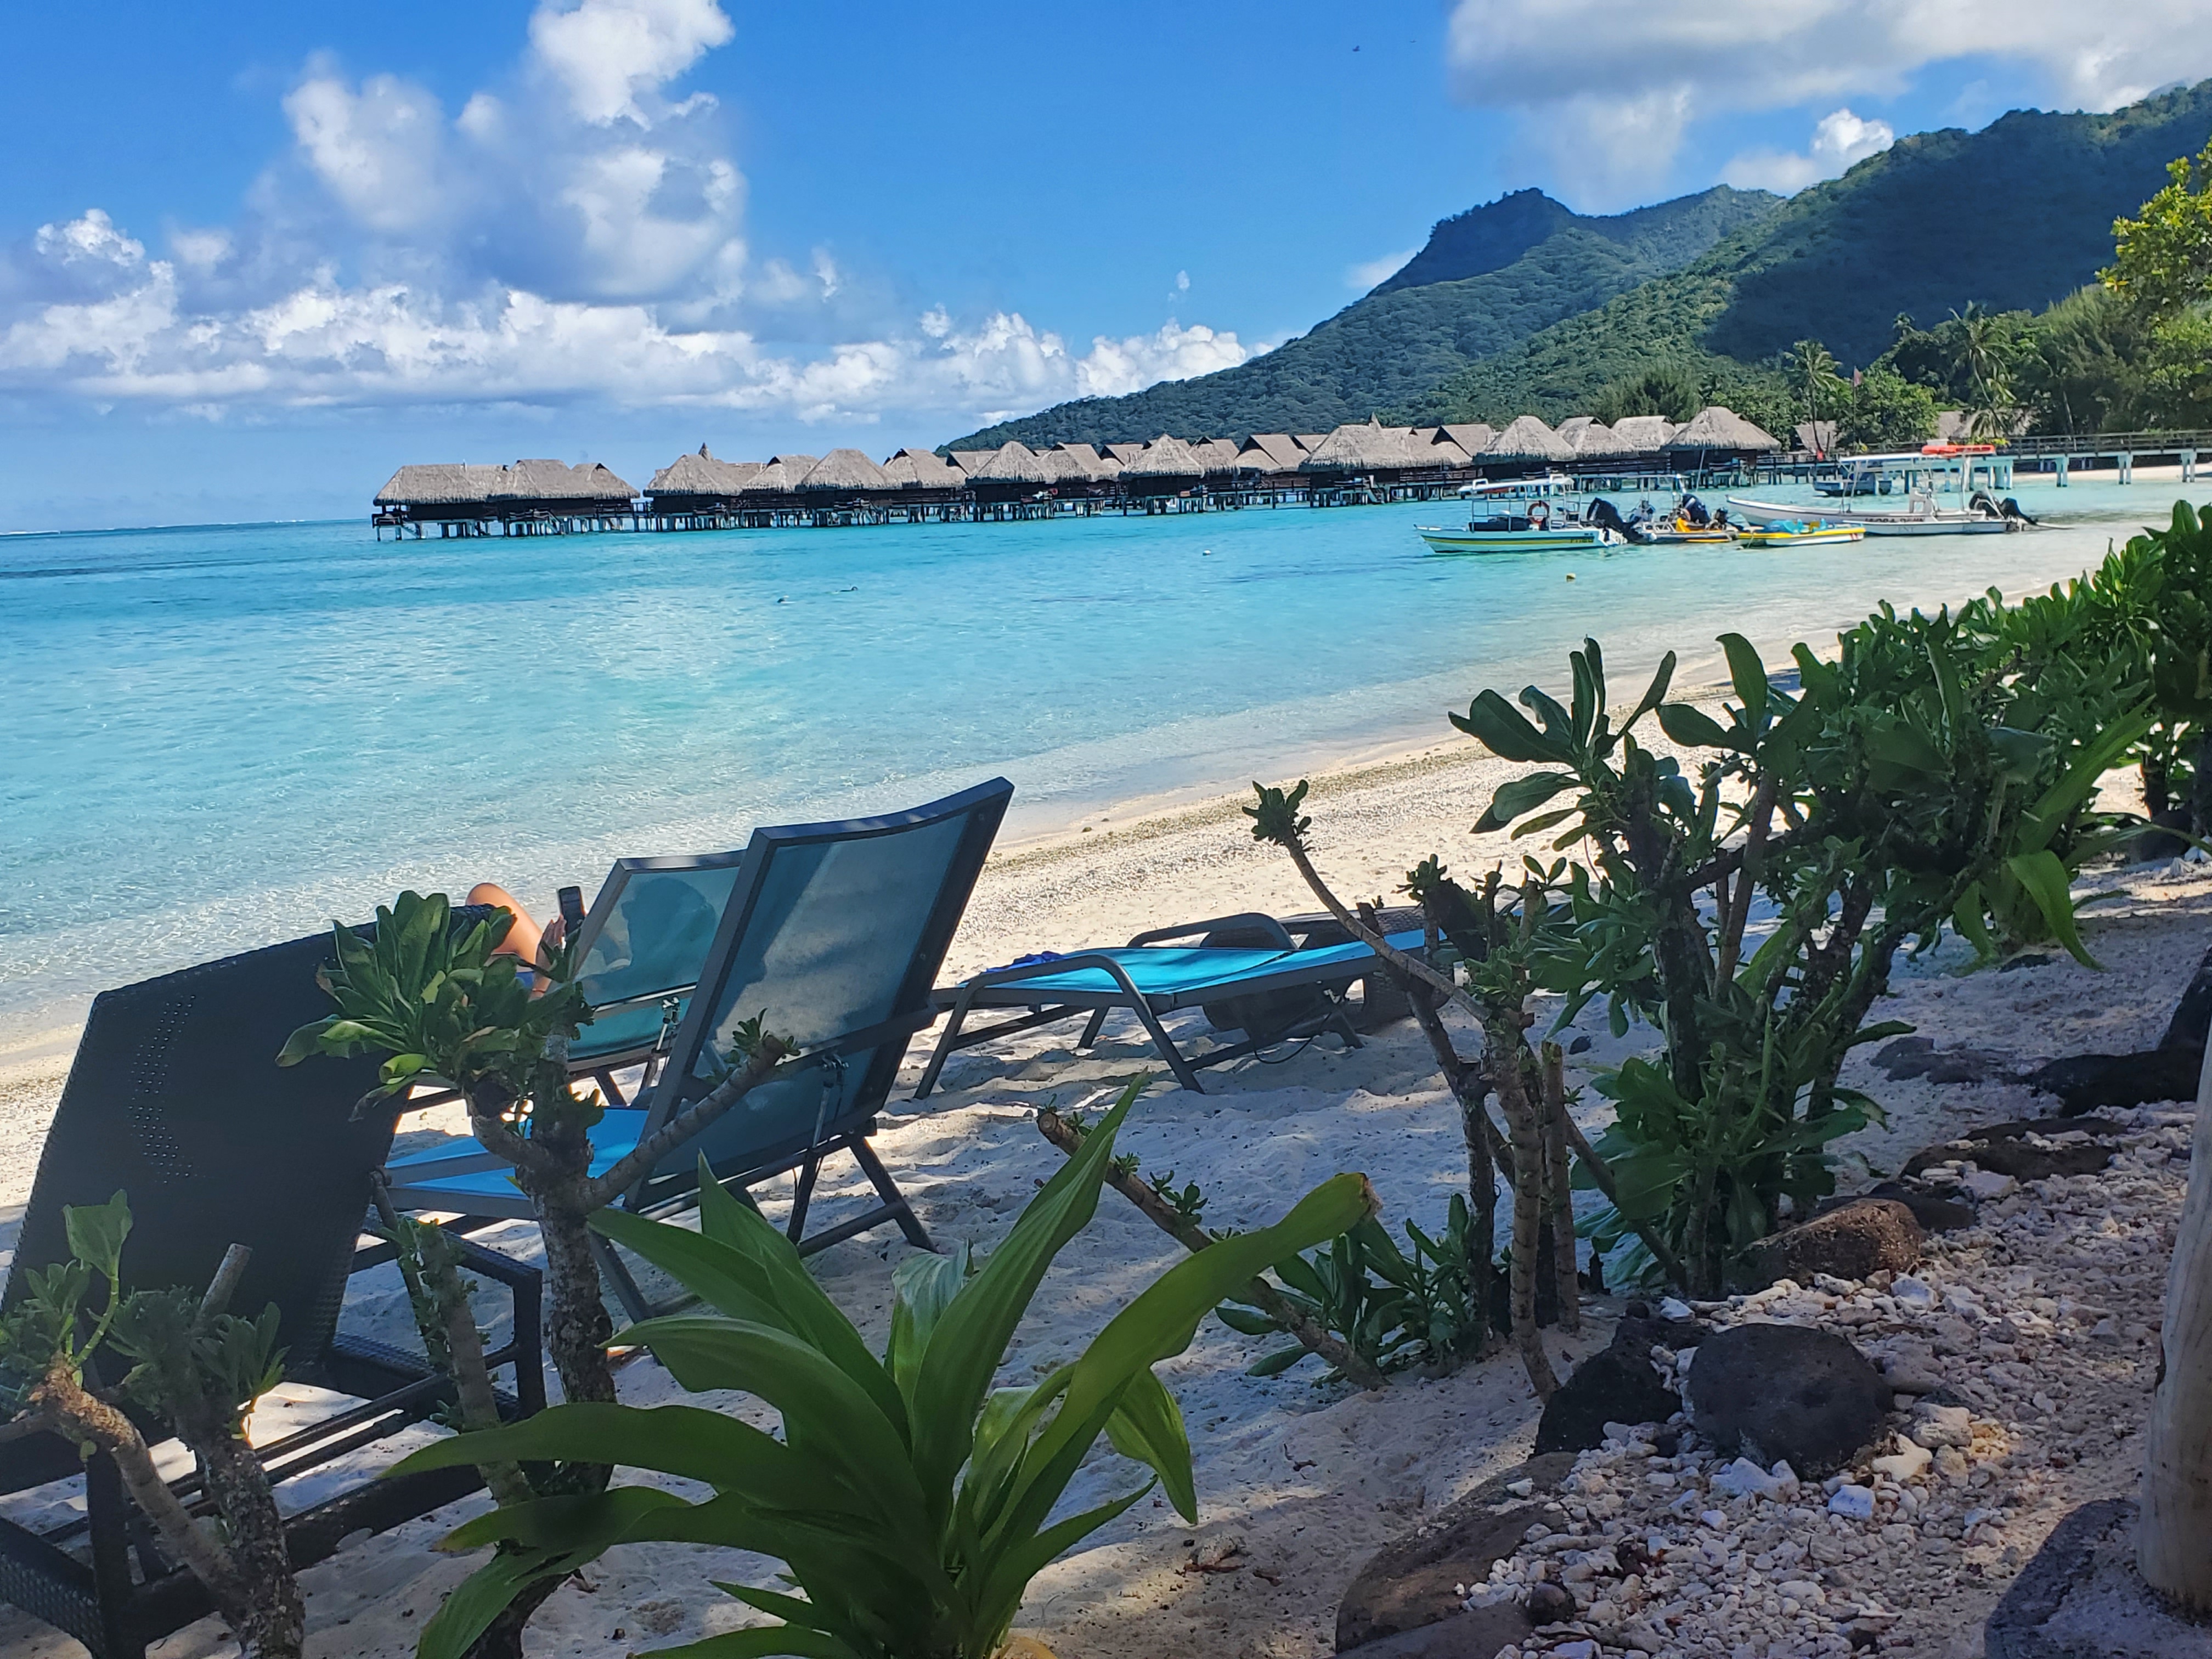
[0,682,2202,1659]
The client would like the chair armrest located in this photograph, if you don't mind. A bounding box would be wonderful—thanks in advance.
[1122,911,1296,950]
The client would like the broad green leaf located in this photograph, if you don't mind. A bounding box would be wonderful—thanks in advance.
[417,1545,575,1659]
[2005,850,2101,968]
[1487,771,1578,825]
[1718,634,1768,729]
[1246,1345,1309,1377]
[887,1243,970,1401]
[1950,881,1996,961]
[1103,1365,1195,1520]
[1451,690,1570,764]
[646,1628,859,1659]
[1656,703,1729,749]
[64,1193,131,1284]
[1621,651,1678,733]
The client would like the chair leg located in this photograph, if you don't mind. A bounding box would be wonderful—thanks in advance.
[589,1231,654,1327]
[1076,1008,1109,1049]
[1126,1002,1207,1094]
[911,995,972,1099]
[86,1452,145,1659]
[849,1136,936,1252]
[787,1156,822,1244]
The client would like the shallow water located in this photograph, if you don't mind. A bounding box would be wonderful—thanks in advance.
[0,475,2191,1034]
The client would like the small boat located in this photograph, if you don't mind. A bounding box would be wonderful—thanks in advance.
[1736,519,1865,549]
[1645,518,1737,545]
[1729,491,2026,537]
[1418,498,1620,554]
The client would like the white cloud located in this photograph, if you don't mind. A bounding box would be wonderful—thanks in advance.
[1723,107,1896,194]
[1347,247,1417,290]
[0,0,1250,435]
[1445,0,2212,205]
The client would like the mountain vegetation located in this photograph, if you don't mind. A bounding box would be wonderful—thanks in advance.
[1405,79,2212,427]
[945,80,2212,452]
[945,187,1778,449]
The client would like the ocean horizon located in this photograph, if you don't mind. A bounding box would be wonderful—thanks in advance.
[0,477,2186,1043]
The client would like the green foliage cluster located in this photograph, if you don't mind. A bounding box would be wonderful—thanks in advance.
[391,1082,1372,1659]
[946,188,1779,450]
[1451,517,2196,1288]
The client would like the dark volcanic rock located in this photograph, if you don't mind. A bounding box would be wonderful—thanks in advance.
[1684,1323,1889,1476]
[1864,1181,1977,1233]
[1872,1036,2017,1085]
[1333,1460,1571,1651]
[1985,1498,2212,1658]
[2160,943,2212,1052]
[1905,1119,2126,1182]
[2024,1048,2202,1114]
[1535,1345,1682,1455]
[1341,1605,1538,1656]
[1740,1198,1922,1289]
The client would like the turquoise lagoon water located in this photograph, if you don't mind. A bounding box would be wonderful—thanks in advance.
[0,476,2193,1036]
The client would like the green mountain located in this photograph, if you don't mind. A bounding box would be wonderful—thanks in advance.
[1407,80,2212,424]
[943,185,1779,449]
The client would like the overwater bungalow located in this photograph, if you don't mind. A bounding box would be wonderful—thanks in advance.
[1299,420,1419,478]
[1042,443,1119,492]
[1664,407,1780,459]
[373,459,637,535]
[645,447,763,516]
[949,450,995,479]
[1187,437,1244,479]
[1122,434,1205,497]
[966,441,1053,503]
[1234,433,1305,476]
[738,454,820,500]
[1442,422,1496,458]
[1483,415,1576,471]
[1562,419,1638,460]
[881,447,966,492]
[798,449,894,496]
[1610,415,1681,454]
[1102,442,1147,467]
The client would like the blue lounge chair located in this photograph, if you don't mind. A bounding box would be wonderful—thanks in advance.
[382,778,1013,1318]
[913,910,1428,1097]
[0,924,543,1659]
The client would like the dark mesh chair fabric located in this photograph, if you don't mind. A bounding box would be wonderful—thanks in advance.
[0,922,541,1659]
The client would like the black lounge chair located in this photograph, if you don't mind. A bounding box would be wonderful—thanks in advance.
[914,907,1422,1097]
[0,926,543,1659]
[383,778,1014,1319]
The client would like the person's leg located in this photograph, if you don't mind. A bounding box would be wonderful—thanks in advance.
[466,883,546,964]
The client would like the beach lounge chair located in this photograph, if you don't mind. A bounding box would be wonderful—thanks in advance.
[0,927,544,1659]
[912,909,1426,1097]
[382,778,1013,1319]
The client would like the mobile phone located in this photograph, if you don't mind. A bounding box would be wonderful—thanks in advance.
[557,885,586,934]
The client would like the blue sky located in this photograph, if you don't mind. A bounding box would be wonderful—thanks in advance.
[3,0,2205,529]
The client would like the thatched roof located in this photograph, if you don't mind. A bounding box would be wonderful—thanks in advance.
[1564,420,1637,459]
[971,441,1052,486]
[1485,416,1576,463]
[1609,415,1679,453]
[1664,406,1781,452]
[1102,442,1147,465]
[376,459,636,506]
[880,447,966,490]
[645,446,763,497]
[1296,435,1327,452]
[949,450,995,476]
[1556,416,1594,442]
[798,448,893,492]
[1041,442,1119,484]
[1301,420,1420,472]
[1123,434,1204,477]
[1237,433,1305,473]
[1441,424,1496,456]
[1188,437,1244,476]
[739,454,819,493]
[1424,437,1475,468]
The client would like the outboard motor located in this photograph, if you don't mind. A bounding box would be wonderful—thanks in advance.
[1585,496,1651,544]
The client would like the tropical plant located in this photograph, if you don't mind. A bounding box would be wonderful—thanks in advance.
[1835,366,1939,453]
[2104,138,2212,317]
[0,1195,302,1658]
[1593,362,1702,426]
[1784,339,1847,451]
[387,1081,1374,1659]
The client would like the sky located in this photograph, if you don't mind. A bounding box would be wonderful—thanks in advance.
[4,0,2210,529]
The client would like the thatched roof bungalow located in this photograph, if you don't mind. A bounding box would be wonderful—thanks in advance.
[1664,407,1780,455]
[1484,416,1575,466]
[375,459,636,521]
[1235,433,1305,475]
[1102,442,1147,466]
[738,454,819,495]
[970,441,1051,486]
[880,448,966,491]
[1608,415,1679,453]
[1442,424,1496,458]
[645,447,763,512]
[1300,420,1419,476]
[1186,438,1244,477]
[1562,420,1638,460]
[797,449,894,495]
[949,450,995,478]
[1122,434,1205,495]
[1041,443,1119,486]
[1422,435,1475,469]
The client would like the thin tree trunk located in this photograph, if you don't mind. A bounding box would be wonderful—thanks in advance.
[1541,1043,1581,1335]
[1487,1030,1558,1399]
[2139,1043,2212,1608]
[1036,1109,1389,1390]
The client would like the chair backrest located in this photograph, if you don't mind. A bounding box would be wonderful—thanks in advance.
[568,851,751,1062]
[626,778,1012,1205]
[5,928,394,1381]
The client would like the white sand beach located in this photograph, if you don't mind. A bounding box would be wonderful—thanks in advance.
[0,706,2203,1659]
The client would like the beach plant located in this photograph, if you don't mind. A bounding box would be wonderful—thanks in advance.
[385,1080,1375,1659]
[0,1194,303,1659]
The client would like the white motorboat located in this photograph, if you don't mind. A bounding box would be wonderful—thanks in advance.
[1726,490,2027,536]
[1418,498,1620,553]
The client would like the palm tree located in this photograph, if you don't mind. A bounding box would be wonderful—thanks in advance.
[1951,304,2018,441]
[1785,339,1845,454]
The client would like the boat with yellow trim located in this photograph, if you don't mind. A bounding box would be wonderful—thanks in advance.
[1736,518,1866,549]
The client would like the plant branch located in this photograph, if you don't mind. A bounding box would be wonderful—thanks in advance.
[584,1038,791,1208]
[1036,1107,1390,1390]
